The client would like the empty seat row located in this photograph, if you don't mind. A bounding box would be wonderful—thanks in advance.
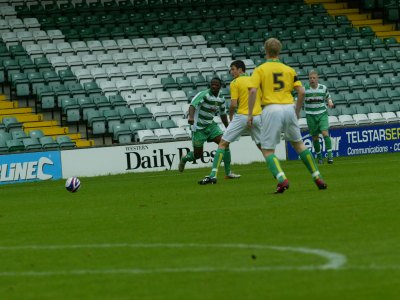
[45,48,230,73]
[323,77,400,96]
[24,39,222,60]
[16,3,327,31]
[281,49,400,69]
[331,90,400,107]
[0,131,75,153]
[299,103,400,129]
[123,92,189,110]
[1,29,64,47]
[0,17,40,33]
[71,58,238,84]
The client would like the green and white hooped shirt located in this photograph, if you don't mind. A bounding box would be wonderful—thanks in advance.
[303,83,331,115]
[190,89,226,131]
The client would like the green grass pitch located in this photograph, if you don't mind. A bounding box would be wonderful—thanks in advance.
[1,153,399,299]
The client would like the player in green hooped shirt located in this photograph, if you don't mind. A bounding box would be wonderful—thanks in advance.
[303,70,334,164]
[178,77,240,178]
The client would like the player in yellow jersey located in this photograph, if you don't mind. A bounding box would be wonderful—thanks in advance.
[199,60,262,185]
[247,38,327,193]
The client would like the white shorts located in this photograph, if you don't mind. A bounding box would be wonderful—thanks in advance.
[260,104,302,149]
[222,114,262,145]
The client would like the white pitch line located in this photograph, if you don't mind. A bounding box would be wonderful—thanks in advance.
[0,243,347,277]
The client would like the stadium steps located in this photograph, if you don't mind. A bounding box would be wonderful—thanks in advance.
[0,99,18,109]
[323,1,400,41]
[352,19,385,26]
[7,114,43,123]
[0,107,95,148]
[0,107,32,116]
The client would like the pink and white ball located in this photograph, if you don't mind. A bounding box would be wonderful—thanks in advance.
[65,177,81,193]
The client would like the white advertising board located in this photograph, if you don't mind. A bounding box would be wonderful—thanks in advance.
[61,137,286,178]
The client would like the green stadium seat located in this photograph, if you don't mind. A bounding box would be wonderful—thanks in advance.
[11,129,28,140]
[316,40,331,54]
[375,77,392,91]
[339,53,355,67]
[61,98,81,124]
[331,94,347,108]
[372,90,390,103]
[34,57,52,73]
[254,19,268,30]
[384,37,399,50]
[92,95,113,114]
[176,75,195,92]
[390,76,400,89]
[11,73,30,97]
[23,138,42,151]
[353,52,370,64]
[348,78,364,92]
[333,27,349,40]
[129,122,146,135]
[221,33,236,48]
[359,91,376,104]
[387,90,400,103]
[2,117,22,133]
[40,136,59,150]
[36,85,56,110]
[335,15,351,27]
[320,66,337,80]
[103,109,122,134]
[364,64,380,79]
[56,136,76,149]
[161,77,179,91]
[329,40,346,53]
[325,53,341,67]
[335,65,353,80]
[87,110,107,136]
[361,77,376,91]
[28,129,45,139]
[344,93,362,106]
[333,79,350,93]
[381,49,396,62]
[342,39,358,52]
[113,124,132,144]
[360,26,376,38]
[6,139,24,152]
[134,107,153,122]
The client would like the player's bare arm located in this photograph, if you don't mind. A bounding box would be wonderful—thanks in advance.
[220,114,229,128]
[229,99,238,122]
[188,105,195,125]
[294,86,305,119]
[247,88,257,127]
[327,98,334,108]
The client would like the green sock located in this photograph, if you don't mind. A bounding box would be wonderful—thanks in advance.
[223,149,231,176]
[266,154,287,183]
[299,149,322,180]
[313,140,322,158]
[324,136,333,158]
[209,149,225,178]
[183,151,195,163]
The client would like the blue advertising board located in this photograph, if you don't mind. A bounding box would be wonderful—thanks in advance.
[0,151,62,184]
[287,124,400,160]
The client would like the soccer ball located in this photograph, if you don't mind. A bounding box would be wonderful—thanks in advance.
[65,177,81,193]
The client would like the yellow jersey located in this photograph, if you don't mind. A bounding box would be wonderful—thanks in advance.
[249,59,302,106]
[230,73,262,115]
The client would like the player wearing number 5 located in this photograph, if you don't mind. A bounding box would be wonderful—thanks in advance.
[247,38,327,193]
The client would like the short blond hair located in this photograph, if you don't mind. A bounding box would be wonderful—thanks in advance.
[264,38,282,57]
[309,69,319,76]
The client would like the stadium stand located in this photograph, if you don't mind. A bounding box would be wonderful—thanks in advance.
[0,0,399,152]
